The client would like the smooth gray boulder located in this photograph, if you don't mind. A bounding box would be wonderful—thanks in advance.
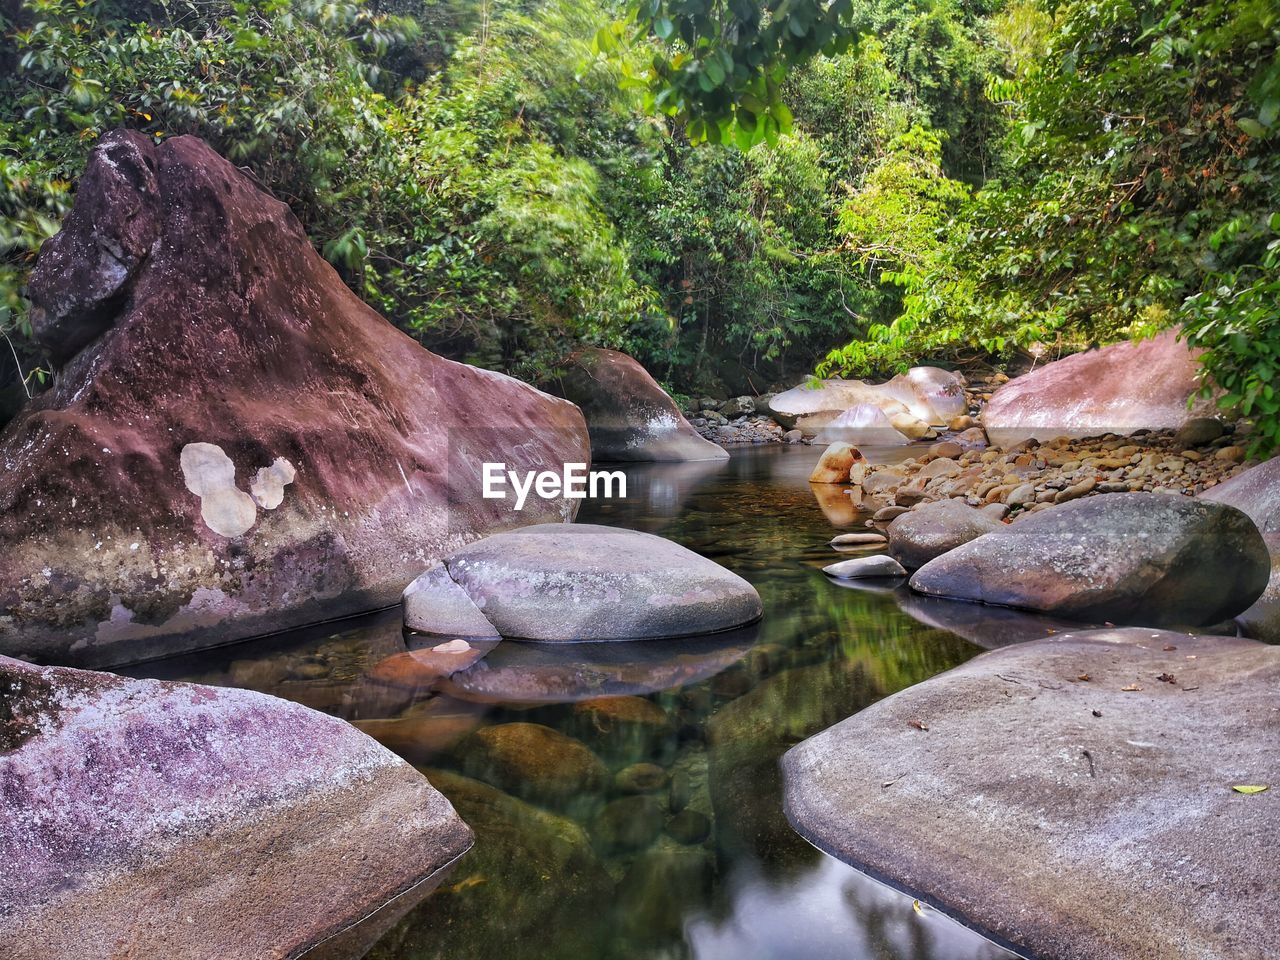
[0,654,472,960]
[411,523,762,641]
[822,555,907,579]
[887,499,1003,570]
[403,562,501,637]
[783,628,1280,960]
[909,493,1268,627]
[1202,457,1280,640]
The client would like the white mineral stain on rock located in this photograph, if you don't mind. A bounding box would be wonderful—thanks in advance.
[179,442,258,537]
[249,457,296,510]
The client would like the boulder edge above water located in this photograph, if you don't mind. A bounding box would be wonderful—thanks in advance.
[551,347,728,462]
[782,628,1280,960]
[909,492,1268,628]
[0,653,472,960]
[1202,456,1280,640]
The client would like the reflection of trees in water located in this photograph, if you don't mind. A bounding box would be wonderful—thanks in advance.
[199,447,1013,960]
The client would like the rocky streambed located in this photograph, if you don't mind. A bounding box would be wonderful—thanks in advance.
[3,128,1276,960]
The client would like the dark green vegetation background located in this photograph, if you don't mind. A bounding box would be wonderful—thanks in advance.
[2,0,1277,452]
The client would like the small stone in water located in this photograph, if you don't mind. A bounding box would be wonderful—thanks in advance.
[666,810,711,845]
[829,532,888,547]
[615,762,668,794]
[433,638,473,654]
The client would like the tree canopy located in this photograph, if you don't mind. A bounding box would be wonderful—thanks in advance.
[1,0,1276,452]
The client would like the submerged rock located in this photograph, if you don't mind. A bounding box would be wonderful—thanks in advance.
[783,628,1280,960]
[421,523,762,641]
[0,130,587,667]
[0,654,471,960]
[369,769,613,960]
[982,330,1216,446]
[591,795,666,854]
[438,630,755,703]
[1202,456,1280,640]
[887,499,1003,570]
[572,695,674,760]
[457,722,607,808]
[910,493,1268,627]
[552,347,728,461]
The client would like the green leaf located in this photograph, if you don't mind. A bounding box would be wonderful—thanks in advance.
[770,101,793,135]
[653,16,674,40]
[1237,118,1268,138]
[1232,785,1269,794]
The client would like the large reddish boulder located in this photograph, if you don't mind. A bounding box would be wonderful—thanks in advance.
[552,347,728,461]
[0,130,588,667]
[982,330,1217,446]
[0,654,472,960]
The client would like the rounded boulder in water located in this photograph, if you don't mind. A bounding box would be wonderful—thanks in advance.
[434,524,763,641]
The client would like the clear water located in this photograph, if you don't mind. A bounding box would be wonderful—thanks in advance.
[130,445,1033,960]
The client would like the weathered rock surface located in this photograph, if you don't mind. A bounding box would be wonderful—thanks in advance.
[402,563,502,638]
[783,628,1280,960]
[1203,456,1280,640]
[771,367,965,434]
[553,347,727,461]
[887,499,1003,570]
[910,493,1268,627]
[1,130,587,667]
[419,523,762,641]
[0,654,472,960]
[982,330,1217,446]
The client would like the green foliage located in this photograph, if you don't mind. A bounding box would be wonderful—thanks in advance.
[1183,215,1280,458]
[605,0,861,147]
[5,0,1274,458]
[823,0,1280,455]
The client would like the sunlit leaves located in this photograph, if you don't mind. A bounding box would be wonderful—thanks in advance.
[593,0,860,148]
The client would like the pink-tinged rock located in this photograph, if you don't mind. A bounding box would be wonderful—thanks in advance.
[364,638,496,691]
[0,130,588,667]
[551,347,728,461]
[0,654,472,960]
[982,330,1217,446]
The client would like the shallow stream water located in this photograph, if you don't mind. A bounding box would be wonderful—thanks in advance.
[129,445,1033,960]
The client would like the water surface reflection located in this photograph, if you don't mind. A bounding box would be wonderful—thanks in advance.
[128,444,1024,960]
